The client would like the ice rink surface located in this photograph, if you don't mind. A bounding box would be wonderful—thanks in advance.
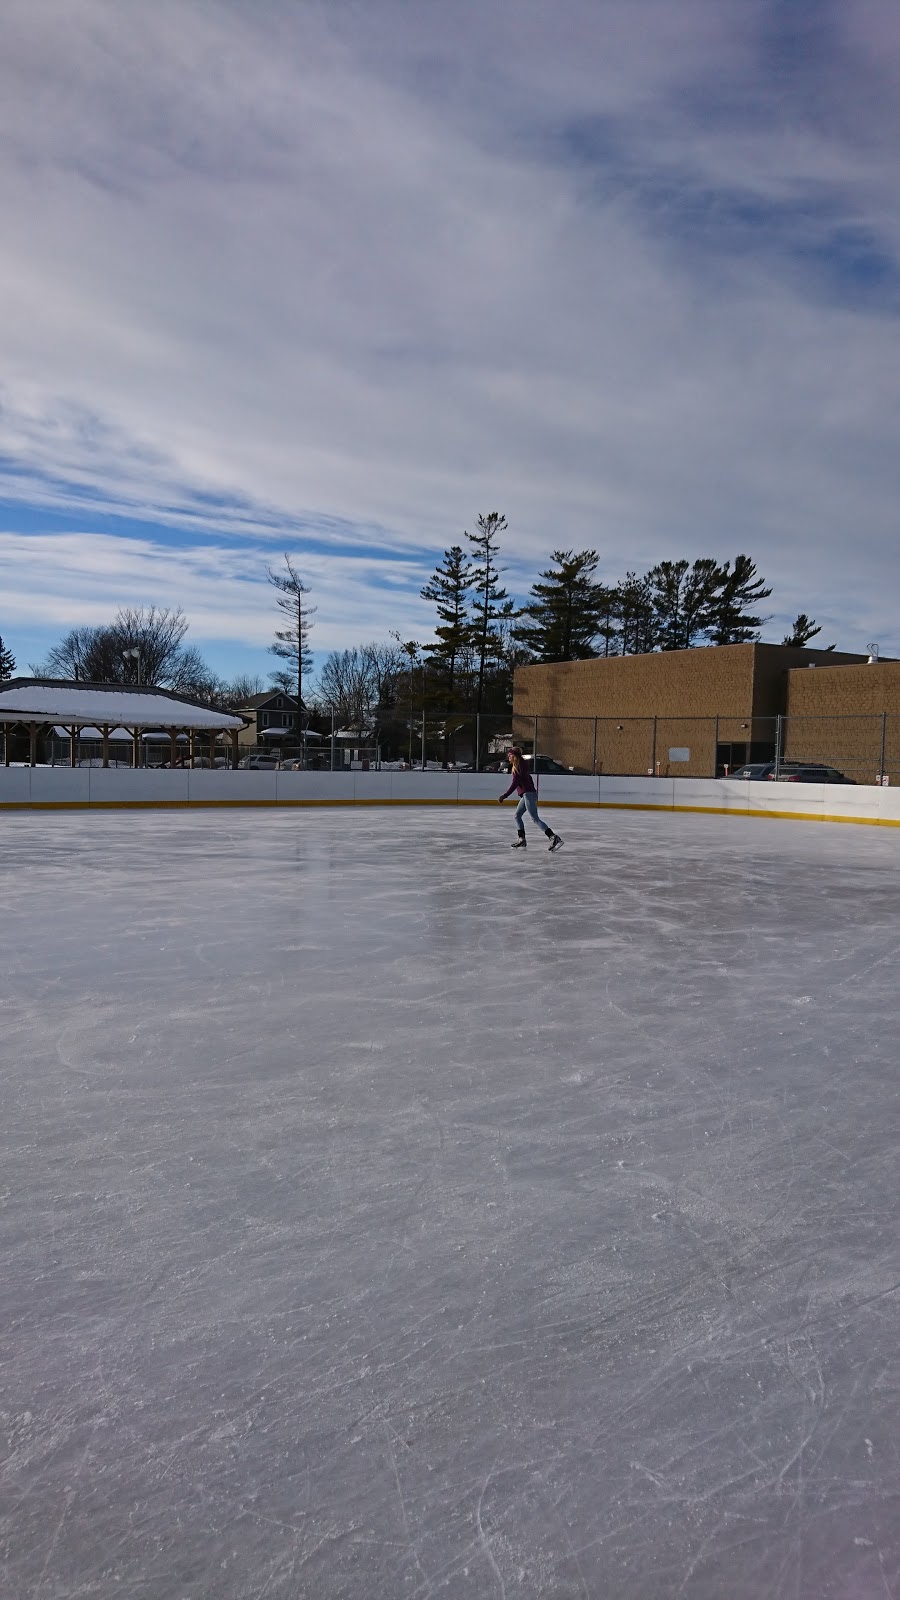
[1,805,899,1600]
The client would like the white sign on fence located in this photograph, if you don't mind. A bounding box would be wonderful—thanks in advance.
[668,747,690,763]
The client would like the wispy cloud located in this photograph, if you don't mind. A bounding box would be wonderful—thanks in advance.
[2,0,899,668]
[0,529,434,653]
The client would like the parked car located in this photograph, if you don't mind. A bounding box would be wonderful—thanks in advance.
[729,762,806,780]
[239,753,281,770]
[728,762,793,780]
[772,765,855,784]
[522,755,576,776]
[729,760,854,783]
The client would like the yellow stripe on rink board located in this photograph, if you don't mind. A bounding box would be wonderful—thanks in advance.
[599,801,900,827]
[1,796,898,825]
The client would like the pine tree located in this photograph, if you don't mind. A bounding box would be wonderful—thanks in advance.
[782,613,832,648]
[420,544,473,702]
[0,635,16,681]
[267,555,316,718]
[515,550,606,661]
[465,512,509,714]
[648,558,720,651]
[705,555,772,645]
[615,572,656,654]
[595,587,621,657]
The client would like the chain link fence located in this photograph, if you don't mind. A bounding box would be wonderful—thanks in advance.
[506,713,899,784]
[318,713,900,783]
[10,713,900,784]
[298,714,899,783]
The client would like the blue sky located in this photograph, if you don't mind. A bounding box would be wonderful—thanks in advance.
[2,0,900,683]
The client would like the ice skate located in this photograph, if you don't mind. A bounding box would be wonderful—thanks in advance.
[511,832,527,849]
[548,833,564,851]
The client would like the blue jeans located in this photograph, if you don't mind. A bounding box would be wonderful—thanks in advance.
[516,793,552,835]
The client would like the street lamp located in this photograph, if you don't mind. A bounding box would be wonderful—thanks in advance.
[390,631,420,767]
[122,648,141,685]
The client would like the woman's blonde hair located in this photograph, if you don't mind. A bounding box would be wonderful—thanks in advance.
[508,744,523,768]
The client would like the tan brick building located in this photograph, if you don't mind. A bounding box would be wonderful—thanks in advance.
[784,660,900,782]
[512,644,871,778]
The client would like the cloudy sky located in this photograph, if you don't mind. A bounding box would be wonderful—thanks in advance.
[2,0,899,681]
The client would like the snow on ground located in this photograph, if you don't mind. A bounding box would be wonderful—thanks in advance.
[1,807,898,1599]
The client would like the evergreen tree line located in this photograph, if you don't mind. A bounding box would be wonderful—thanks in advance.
[5,514,829,736]
[517,550,776,661]
[312,521,829,728]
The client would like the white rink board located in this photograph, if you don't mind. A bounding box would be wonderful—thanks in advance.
[2,766,900,826]
[89,767,191,803]
[28,766,91,804]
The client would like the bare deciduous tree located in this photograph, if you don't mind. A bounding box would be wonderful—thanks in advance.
[38,607,202,687]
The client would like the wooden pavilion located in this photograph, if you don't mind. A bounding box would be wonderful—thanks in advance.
[0,680,246,769]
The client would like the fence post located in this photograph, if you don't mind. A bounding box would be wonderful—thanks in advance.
[880,711,887,783]
[713,715,719,778]
[774,715,783,778]
[475,714,480,772]
[592,717,598,775]
[650,716,657,777]
[330,707,335,772]
[533,716,539,793]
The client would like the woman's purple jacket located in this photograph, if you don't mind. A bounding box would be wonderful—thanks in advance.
[500,765,535,798]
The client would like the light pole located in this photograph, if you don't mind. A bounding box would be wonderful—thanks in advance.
[390,632,420,767]
[122,648,141,685]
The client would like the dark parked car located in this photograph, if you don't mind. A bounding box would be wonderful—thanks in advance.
[773,765,855,784]
[483,755,577,775]
[729,762,792,780]
[522,755,576,775]
[729,761,853,783]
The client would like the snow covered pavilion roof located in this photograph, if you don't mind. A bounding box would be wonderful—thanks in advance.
[0,679,245,731]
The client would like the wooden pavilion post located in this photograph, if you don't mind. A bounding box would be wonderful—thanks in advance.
[102,725,110,769]
[132,727,140,769]
[209,728,217,766]
[231,729,239,770]
[169,728,178,769]
[189,730,196,767]
[69,724,78,768]
[29,723,38,767]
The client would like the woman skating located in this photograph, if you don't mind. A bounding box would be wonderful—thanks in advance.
[499,746,563,850]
